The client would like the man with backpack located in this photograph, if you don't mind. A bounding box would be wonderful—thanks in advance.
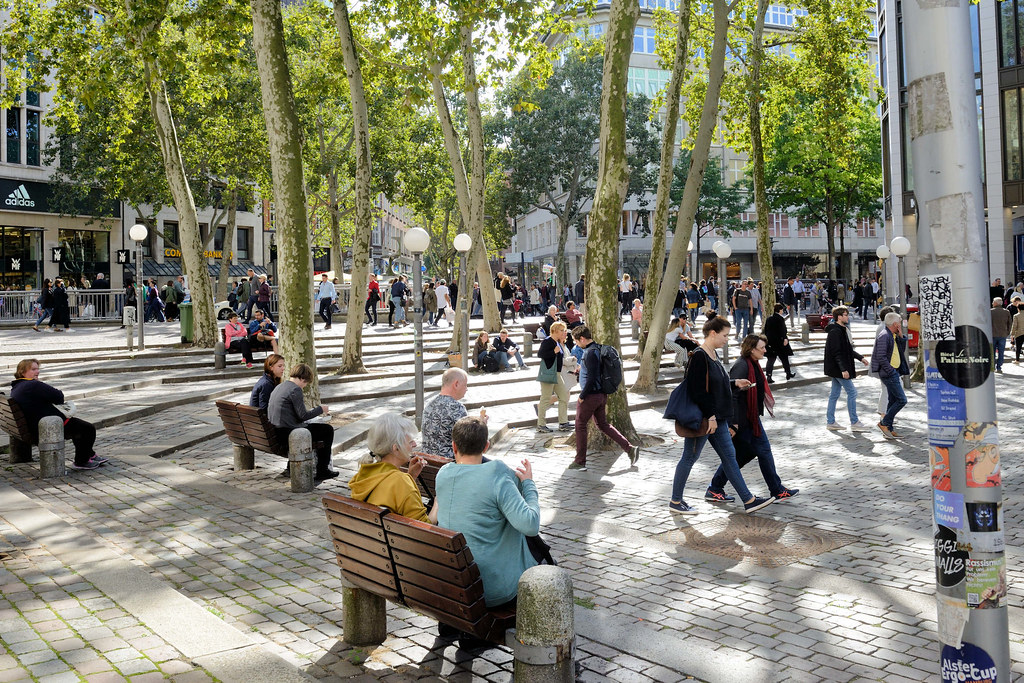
[567,327,640,471]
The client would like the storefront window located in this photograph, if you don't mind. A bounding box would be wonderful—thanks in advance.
[57,229,110,287]
[0,227,41,290]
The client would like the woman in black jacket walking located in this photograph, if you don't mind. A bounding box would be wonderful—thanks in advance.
[705,335,799,502]
[763,304,796,383]
[669,317,775,515]
[49,279,71,331]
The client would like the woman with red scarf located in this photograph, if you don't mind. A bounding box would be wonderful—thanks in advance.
[705,334,800,502]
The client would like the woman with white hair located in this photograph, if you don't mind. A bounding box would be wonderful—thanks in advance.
[348,414,431,522]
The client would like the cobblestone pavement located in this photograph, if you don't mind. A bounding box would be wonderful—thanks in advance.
[1,319,1022,682]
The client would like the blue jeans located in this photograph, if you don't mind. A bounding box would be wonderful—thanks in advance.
[827,377,858,425]
[392,297,406,322]
[994,336,1007,370]
[671,420,752,503]
[497,350,525,369]
[734,309,750,337]
[709,419,784,497]
[880,372,907,428]
[709,295,717,312]
[35,308,52,326]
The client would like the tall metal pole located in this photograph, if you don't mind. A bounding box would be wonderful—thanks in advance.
[896,254,911,389]
[460,253,469,372]
[137,244,145,351]
[413,252,424,429]
[903,1,1009,676]
[718,256,728,364]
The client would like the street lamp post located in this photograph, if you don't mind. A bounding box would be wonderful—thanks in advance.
[454,233,472,373]
[713,240,732,363]
[687,240,695,282]
[875,244,890,320]
[403,227,431,429]
[890,236,912,389]
[129,223,148,351]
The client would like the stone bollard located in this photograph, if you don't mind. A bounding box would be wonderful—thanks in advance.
[288,428,314,493]
[510,565,575,683]
[801,322,810,344]
[631,320,639,340]
[233,444,255,471]
[523,333,533,358]
[37,416,66,479]
[214,341,226,369]
[342,580,387,646]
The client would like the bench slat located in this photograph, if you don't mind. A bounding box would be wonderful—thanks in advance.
[394,565,477,604]
[340,568,400,602]
[383,515,465,553]
[391,548,481,586]
[330,527,389,557]
[327,515,387,544]
[386,534,470,569]
[324,494,392,524]
[336,541,393,576]
[401,582,487,622]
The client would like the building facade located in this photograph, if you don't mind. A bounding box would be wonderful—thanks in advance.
[510,1,886,287]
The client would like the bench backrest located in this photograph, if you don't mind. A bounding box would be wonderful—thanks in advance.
[215,400,250,450]
[235,404,287,455]
[401,452,450,500]
[322,493,512,643]
[0,394,32,442]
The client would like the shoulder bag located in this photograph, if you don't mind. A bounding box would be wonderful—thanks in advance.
[663,352,711,438]
[537,357,558,384]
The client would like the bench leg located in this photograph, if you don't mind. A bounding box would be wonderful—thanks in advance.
[37,416,66,479]
[342,585,386,646]
[288,428,314,493]
[512,566,576,683]
[9,436,32,464]
[233,444,255,471]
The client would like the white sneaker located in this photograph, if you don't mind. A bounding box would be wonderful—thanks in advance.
[851,422,871,432]
[826,423,843,431]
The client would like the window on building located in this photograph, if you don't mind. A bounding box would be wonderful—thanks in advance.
[639,0,678,10]
[6,108,20,164]
[627,67,671,97]
[769,214,790,237]
[26,110,39,166]
[1004,88,1022,181]
[765,5,807,28]
[1000,0,1024,68]
[901,106,914,192]
[634,27,656,54]
[163,221,179,249]
[796,219,821,238]
[237,228,251,260]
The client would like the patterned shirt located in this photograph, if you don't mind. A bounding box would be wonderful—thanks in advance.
[420,395,467,460]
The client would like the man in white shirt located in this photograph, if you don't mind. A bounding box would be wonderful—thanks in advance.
[316,274,337,330]
[791,277,805,320]
[434,279,451,327]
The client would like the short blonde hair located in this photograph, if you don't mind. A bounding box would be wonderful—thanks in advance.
[550,321,567,336]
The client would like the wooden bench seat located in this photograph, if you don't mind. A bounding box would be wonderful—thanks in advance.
[0,393,35,462]
[401,451,450,500]
[215,400,323,464]
[322,493,515,645]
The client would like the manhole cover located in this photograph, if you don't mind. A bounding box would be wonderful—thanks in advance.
[652,516,859,567]
[328,412,368,428]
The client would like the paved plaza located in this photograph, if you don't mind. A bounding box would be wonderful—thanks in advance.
[0,316,1022,682]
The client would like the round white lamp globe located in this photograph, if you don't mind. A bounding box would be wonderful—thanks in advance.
[453,233,472,253]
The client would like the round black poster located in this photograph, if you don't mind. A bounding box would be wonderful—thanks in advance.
[935,325,991,389]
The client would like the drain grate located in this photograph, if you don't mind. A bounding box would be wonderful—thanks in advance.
[652,515,859,567]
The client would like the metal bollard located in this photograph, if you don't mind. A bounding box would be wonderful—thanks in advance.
[214,341,226,369]
[233,444,255,471]
[37,416,66,479]
[510,565,575,683]
[288,428,314,493]
[631,320,639,340]
[523,333,533,358]
[801,322,810,344]
[342,581,387,646]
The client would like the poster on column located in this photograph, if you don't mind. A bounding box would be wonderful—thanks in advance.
[966,556,1006,609]
[926,349,966,447]
[961,422,1001,488]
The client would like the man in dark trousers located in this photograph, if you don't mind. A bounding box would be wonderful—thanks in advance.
[574,274,586,318]
[870,311,909,439]
[823,306,870,432]
[243,268,259,322]
[567,327,639,471]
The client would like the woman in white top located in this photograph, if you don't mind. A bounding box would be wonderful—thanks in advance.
[619,274,633,317]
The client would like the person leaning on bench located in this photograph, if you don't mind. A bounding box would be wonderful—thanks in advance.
[348,414,430,522]
[429,416,539,649]
[10,359,107,471]
[267,363,338,482]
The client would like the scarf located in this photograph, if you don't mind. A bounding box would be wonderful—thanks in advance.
[745,358,774,436]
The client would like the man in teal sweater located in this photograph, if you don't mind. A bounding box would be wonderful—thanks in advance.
[432,416,539,614]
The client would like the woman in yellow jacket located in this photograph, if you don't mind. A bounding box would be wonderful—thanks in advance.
[348,413,432,522]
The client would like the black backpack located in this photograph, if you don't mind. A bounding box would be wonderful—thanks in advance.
[598,344,623,394]
[480,353,500,373]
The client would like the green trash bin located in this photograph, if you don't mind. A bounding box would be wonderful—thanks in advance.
[178,302,194,343]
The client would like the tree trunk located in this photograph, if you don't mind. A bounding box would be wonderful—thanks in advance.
[555,214,570,298]
[586,0,641,447]
[328,174,345,278]
[826,196,836,279]
[638,0,690,360]
[251,0,319,400]
[216,190,238,303]
[750,0,775,316]
[633,0,731,393]
[140,58,218,347]
[334,0,372,375]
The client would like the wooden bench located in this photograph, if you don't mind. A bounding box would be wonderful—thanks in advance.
[401,451,450,500]
[0,393,35,463]
[221,328,274,360]
[216,400,325,471]
[322,493,515,645]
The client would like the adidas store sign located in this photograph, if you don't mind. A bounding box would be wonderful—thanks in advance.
[5,184,35,208]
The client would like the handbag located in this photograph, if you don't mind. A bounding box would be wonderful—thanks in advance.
[663,353,711,438]
[537,358,558,383]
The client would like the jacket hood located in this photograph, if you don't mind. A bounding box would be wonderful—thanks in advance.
[348,460,400,500]
[824,322,843,333]
[10,378,29,389]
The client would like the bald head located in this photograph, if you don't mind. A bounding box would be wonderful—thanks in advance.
[441,368,468,398]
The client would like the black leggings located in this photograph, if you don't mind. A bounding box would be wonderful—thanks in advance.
[365,299,378,325]
[229,338,254,363]
[276,423,335,476]
[1016,335,1024,361]
[63,417,97,466]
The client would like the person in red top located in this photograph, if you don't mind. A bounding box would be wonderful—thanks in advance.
[224,313,254,368]
[365,278,381,326]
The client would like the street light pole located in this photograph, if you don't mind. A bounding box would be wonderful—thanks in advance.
[875,244,890,320]
[891,236,912,389]
[129,223,148,351]
[403,228,431,429]
[713,240,732,363]
[454,233,472,373]
[903,0,1009,675]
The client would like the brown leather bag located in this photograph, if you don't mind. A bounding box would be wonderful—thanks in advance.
[674,352,712,438]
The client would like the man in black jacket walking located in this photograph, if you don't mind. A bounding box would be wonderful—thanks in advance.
[822,307,870,432]
[574,275,586,318]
